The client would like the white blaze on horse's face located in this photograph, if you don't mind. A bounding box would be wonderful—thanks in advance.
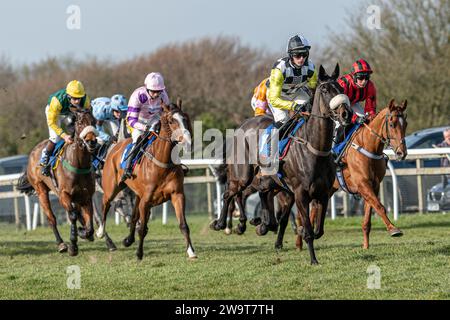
[172,113,192,147]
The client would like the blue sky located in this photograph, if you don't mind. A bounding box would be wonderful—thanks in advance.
[0,0,362,65]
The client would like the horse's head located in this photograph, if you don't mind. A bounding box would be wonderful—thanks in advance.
[384,99,408,160]
[315,64,352,126]
[71,107,98,153]
[160,98,192,147]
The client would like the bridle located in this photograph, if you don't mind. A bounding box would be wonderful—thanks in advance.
[362,110,406,153]
[313,80,352,123]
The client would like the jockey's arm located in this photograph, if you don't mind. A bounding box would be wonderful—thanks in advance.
[267,68,296,111]
[47,97,66,138]
[307,68,318,92]
[95,119,111,144]
[364,83,377,117]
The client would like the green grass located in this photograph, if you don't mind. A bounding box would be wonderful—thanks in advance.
[1,213,450,299]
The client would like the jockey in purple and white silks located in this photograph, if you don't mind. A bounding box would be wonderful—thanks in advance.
[121,72,170,181]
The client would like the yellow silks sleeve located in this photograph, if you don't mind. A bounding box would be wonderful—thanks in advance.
[307,68,318,90]
[47,97,65,137]
[83,96,91,109]
[267,68,295,111]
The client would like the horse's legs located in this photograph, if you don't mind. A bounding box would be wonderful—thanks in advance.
[234,193,248,235]
[98,182,124,239]
[295,210,303,250]
[59,192,79,256]
[172,192,197,259]
[255,190,277,236]
[275,191,294,249]
[362,200,373,249]
[295,189,318,265]
[312,195,329,239]
[123,195,141,247]
[225,198,235,235]
[36,184,67,252]
[358,182,403,238]
[136,196,151,260]
[79,202,95,242]
[90,197,117,251]
[210,182,239,231]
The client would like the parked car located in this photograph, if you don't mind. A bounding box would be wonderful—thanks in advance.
[390,125,448,169]
[426,178,450,212]
[0,155,29,175]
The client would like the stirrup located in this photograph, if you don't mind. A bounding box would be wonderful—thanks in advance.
[41,164,51,176]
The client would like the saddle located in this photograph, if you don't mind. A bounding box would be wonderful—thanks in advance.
[49,140,66,170]
[120,133,157,170]
[259,117,306,161]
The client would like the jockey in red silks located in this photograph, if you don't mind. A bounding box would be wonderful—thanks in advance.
[338,58,377,123]
[333,59,377,162]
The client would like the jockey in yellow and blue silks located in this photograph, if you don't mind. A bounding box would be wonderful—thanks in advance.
[267,34,318,127]
[91,94,128,145]
[39,80,91,176]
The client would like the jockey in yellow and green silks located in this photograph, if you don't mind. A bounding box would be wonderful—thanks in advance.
[40,80,91,176]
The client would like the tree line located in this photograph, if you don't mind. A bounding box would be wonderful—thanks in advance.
[0,0,448,157]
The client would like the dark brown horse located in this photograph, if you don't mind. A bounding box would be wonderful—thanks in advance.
[211,64,353,264]
[289,99,408,250]
[17,108,98,256]
[97,100,196,260]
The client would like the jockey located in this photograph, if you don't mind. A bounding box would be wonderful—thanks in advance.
[251,78,272,117]
[267,34,318,127]
[121,72,170,181]
[333,59,377,161]
[39,80,91,176]
[91,94,128,145]
[337,58,377,123]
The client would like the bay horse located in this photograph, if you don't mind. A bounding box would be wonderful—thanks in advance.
[288,99,408,250]
[17,108,98,256]
[211,64,353,264]
[97,100,196,260]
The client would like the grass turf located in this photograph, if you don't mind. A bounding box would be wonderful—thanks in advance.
[0,213,449,299]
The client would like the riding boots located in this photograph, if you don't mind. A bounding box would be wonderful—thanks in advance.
[40,141,56,176]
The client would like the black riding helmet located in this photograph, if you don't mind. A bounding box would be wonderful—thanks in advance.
[287,34,311,67]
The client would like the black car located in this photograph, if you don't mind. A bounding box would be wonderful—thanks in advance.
[426,178,450,212]
[391,125,448,169]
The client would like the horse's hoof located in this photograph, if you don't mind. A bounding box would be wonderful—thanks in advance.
[234,224,246,235]
[255,224,269,236]
[389,228,403,237]
[136,252,143,260]
[58,243,68,253]
[188,255,198,260]
[123,237,134,248]
[224,228,232,235]
[275,243,283,250]
[107,240,117,252]
[311,259,319,265]
[209,220,218,230]
[249,217,262,226]
[210,220,225,231]
[68,245,79,257]
[96,226,105,239]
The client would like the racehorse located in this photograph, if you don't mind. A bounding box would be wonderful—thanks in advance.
[211,64,353,264]
[17,108,98,256]
[288,99,407,250]
[97,99,197,260]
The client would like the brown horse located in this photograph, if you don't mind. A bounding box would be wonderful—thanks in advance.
[292,99,408,250]
[17,108,98,256]
[97,100,196,260]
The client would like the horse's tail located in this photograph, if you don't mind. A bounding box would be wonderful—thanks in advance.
[215,136,230,185]
[214,163,228,185]
[16,171,35,196]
